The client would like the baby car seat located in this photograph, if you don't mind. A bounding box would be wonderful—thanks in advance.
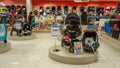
[57,6,62,15]
[82,31,99,52]
[23,24,32,36]
[64,6,69,15]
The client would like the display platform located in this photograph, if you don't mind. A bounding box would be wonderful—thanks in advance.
[49,45,98,64]
[32,29,51,33]
[0,42,11,54]
[8,34,36,41]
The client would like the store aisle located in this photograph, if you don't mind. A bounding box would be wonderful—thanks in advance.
[0,33,120,68]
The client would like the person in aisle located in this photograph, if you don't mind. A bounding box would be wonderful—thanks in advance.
[28,12,33,25]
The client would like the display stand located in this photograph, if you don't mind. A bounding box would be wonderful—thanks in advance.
[51,25,60,52]
[32,29,51,33]
[49,45,98,64]
[8,34,36,41]
[0,42,11,54]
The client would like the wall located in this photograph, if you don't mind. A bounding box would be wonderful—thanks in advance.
[32,1,119,8]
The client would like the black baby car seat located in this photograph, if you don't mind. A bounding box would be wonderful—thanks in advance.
[61,13,82,47]
[82,31,99,52]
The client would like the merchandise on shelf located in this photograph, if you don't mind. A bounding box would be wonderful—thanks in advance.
[64,6,69,15]
[57,6,62,15]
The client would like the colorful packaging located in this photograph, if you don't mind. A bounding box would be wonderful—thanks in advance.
[74,42,81,54]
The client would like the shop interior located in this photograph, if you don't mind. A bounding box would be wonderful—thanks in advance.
[0,0,120,68]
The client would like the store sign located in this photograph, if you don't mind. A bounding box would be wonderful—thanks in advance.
[74,0,89,2]
[51,25,59,37]
[15,21,22,30]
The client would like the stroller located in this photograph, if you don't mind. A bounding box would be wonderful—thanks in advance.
[23,24,32,36]
[61,13,82,53]
[82,31,99,52]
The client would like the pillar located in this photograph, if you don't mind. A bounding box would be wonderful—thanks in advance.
[26,0,32,19]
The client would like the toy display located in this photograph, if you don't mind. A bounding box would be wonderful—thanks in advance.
[87,6,95,16]
[80,6,85,12]
[57,6,62,15]
[96,7,104,16]
[39,7,44,15]
[51,6,56,15]
[81,11,87,25]
[64,6,69,15]
[32,10,39,29]
[46,6,51,14]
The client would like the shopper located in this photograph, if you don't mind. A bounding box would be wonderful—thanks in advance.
[28,12,33,25]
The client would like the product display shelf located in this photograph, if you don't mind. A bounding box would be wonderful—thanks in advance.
[32,29,51,33]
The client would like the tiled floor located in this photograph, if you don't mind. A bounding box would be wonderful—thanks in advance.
[0,32,120,68]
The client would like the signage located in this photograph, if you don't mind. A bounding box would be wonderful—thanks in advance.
[15,21,22,30]
[51,25,59,37]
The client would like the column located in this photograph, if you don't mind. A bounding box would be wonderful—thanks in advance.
[26,0,32,19]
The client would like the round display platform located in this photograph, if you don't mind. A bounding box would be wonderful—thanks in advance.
[32,29,51,33]
[8,34,36,41]
[0,42,11,54]
[49,45,98,64]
